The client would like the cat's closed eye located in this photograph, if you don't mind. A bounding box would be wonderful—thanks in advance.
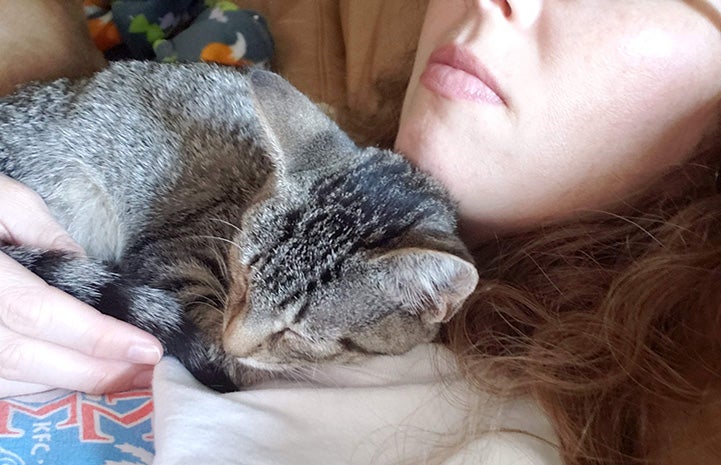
[268,328,303,345]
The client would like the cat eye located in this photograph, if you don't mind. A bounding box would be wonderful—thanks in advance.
[269,328,302,345]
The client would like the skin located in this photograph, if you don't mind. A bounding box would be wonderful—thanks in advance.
[0,0,106,96]
[396,0,721,243]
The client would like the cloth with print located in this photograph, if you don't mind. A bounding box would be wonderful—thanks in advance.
[0,389,153,465]
[84,0,274,67]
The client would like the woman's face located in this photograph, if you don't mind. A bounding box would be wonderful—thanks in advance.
[396,0,721,242]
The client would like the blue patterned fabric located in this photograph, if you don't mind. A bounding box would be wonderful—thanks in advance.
[0,389,153,465]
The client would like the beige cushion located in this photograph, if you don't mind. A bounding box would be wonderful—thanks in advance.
[233,0,427,117]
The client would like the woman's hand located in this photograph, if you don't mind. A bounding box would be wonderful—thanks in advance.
[0,175,163,398]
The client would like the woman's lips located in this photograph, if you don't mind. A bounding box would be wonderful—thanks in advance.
[420,45,505,105]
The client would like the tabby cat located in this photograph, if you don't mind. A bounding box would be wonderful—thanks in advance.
[0,61,478,391]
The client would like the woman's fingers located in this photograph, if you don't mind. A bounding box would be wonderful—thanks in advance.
[0,252,163,364]
[0,378,53,398]
[0,175,162,398]
[0,174,162,397]
[0,174,84,254]
[0,251,161,397]
[0,325,155,395]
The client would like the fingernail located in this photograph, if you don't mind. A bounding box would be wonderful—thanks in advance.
[53,237,86,256]
[127,344,163,364]
[133,369,155,388]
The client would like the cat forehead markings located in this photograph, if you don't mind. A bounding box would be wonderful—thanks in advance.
[249,150,449,302]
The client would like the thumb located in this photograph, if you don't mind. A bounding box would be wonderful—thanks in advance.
[0,174,85,255]
[44,228,86,256]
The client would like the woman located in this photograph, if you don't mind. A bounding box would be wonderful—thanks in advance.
[395,1,721,464]
[1,0,720,463]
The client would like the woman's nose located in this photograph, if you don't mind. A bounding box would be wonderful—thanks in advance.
[477,0,543,28]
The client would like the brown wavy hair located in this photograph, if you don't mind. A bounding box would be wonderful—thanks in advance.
[348,53,721,465]
[445,145,721,465]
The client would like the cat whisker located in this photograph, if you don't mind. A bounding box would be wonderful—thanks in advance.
[281,367,301,384]
[313,361,381,381]
[191,234,243,252]
[181,278,227,303]
[184,292,225,316]
[187,293,222,308]
[283,366,314,385]
[188,300,225,317]
[208,244,231,282]
[209,217,243,236]
[169,242,229,295]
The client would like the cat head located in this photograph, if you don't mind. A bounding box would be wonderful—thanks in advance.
[222,69,478,371]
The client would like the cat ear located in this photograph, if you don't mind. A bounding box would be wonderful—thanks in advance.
[246,68,353,175]
[375,248,479,324]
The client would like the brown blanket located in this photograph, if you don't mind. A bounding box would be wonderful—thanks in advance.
[235,0,428,141]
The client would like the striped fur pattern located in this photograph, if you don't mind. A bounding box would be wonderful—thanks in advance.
[0,62,478,391]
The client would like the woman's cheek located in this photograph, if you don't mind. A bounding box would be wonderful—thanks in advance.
[622,27,678,62]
